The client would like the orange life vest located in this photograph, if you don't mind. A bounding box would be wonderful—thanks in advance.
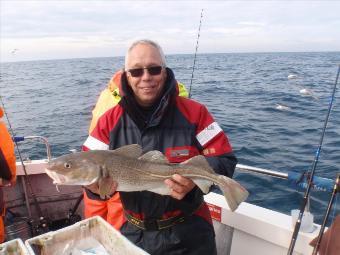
[0,107,16,243]
[0,108,16,185]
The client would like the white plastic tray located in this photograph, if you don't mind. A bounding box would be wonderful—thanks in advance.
[25,216,149,255]
[0,238,29,255]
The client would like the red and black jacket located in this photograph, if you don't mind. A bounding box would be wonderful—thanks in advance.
[83,68,237,221]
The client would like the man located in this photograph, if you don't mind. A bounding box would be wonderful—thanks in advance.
[83,39,237,254]
[84,71,188,231]
[0,107,16,243]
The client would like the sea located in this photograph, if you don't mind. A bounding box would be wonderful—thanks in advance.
[1,52,339,225]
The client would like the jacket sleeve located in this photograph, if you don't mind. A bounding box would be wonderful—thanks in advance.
[195,105,237,178]
[83,104,124,152]
[205,152,237,178]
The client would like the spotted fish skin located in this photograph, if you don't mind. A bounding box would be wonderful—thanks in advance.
[45,144,249,211]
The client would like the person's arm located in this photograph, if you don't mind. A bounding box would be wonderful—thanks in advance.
[205,152,237,178]
[164,104,237,200]
[196,104,237,177]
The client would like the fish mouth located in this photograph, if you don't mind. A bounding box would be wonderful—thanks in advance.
[45,168,67,184]
[45,168,98,186]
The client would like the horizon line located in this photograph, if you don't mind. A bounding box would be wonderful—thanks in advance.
[2,50,340,64]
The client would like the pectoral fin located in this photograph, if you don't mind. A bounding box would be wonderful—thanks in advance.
[98,177,115,199]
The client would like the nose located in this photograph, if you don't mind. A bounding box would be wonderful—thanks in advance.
[141,68,152,80]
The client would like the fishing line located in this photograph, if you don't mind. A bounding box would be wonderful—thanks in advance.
[0,94,45,221]
[331,188,339,221]
[287,65,340,255]
[188,9,203,98]
[0,94,31,180]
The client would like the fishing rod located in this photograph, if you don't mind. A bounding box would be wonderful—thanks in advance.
[0,94,49,234]
[287,65,340,255]
[188,9,203,98]
[312,174,339,255]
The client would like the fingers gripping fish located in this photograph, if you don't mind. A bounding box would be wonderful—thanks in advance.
[45,144,249,211]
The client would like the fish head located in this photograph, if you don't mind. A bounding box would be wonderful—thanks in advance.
[45,152,101,185]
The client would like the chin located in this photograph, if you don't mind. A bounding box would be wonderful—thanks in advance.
[141,94,157,101]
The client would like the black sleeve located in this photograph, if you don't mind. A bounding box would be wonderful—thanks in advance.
[205,152,237,178]
[0,148,12,180]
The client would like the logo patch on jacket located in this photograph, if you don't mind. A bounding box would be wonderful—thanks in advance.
[170,149,189,157]
[165,146,200,163]
[203,147,216,156]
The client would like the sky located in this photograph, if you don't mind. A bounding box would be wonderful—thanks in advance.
[1,0,340,62]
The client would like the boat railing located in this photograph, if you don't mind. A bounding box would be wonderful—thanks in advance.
[13,136,52,161]
[236,164,334,193]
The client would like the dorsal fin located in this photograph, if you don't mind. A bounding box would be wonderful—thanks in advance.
[180,155,215,174]
[112,144,142,158]
[139,151,169,164]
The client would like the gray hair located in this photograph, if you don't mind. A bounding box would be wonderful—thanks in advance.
[124,39,166,70]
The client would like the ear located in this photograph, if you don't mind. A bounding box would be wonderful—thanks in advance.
[163,68,167,80]
[126,72,133,88]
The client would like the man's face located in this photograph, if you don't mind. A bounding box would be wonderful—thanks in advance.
[125,44,167,107]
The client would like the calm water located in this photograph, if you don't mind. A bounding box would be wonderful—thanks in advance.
[1,52,339,224]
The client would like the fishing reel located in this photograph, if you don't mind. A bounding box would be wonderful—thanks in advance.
[29,216,51,236]
[66,193,83,225]
[67,210,82,225]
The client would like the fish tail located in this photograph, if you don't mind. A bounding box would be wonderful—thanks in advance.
[216,175,249,211]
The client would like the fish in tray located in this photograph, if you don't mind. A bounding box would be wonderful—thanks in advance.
[45,144,249,211]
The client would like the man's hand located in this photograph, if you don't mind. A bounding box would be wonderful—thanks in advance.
[164,174,196,200]
[85,181,118,197]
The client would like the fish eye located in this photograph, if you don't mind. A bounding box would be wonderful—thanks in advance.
[64,162,72,168]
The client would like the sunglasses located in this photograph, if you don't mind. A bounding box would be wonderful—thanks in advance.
[127,66,163,77]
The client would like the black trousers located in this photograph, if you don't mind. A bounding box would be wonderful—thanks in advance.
[120,215,217,255]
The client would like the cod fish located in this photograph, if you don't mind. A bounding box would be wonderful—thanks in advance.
[45,144,249,211]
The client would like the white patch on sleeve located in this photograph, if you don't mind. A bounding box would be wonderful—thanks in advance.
[83,136,109,150]
[196,122,223,147]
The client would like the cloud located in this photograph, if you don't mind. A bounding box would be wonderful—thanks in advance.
[237,22,266,27]
[1,1,340,62]
[208,26,263,37]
